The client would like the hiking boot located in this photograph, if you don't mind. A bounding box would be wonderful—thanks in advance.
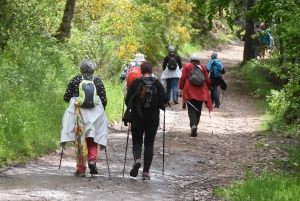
[142,172,150,180]
[130,159,141,177]
[88,160,98,175]
[74,171,86,177]
[191,125,197,137]
[173,100,179,104]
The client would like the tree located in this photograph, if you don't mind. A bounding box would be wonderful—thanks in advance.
[242,0,255,63]
[54,0,76,41]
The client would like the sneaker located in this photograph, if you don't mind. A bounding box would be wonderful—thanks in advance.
[88,160,98,175]
[214,105,220,108]
[142,172,150,180]
[74,171,86,177]
[130,159,141,177]
[191,125,197,137]
[173,100,179,104]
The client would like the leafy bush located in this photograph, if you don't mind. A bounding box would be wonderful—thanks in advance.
[241,60,279,98]
[215,170,300,201]
[267,76,300,128]
[0,36,70,165]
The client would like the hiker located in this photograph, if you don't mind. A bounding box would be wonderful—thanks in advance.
[161,46,183,104]
[259,23,271,59]
[120,53,157,96]
[206,52,225,108]
[60,59,108,177]
[178,53,212,137]
[253,24,262,60]
[119,61,137,81]
[119,53,145,82]
[124,61,169,180]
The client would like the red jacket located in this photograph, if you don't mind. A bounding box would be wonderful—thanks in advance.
[179,62,213,111]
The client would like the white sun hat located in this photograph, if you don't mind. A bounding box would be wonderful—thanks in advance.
[133,53,145,62]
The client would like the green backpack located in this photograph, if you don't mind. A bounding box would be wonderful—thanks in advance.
[78,75,98,108]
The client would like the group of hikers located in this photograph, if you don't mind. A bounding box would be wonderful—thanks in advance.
[242,22,274,60]
[60,47,226,180]
[253,22,274,59]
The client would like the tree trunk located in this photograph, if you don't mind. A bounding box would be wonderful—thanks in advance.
[219,8,223,18]
[242,0,255,64]
[54,0,76,41]
[0,0,9,50]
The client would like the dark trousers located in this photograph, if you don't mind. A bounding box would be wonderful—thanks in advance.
[211,85,220,106]
[131,111,159,173]
[187,99,203,127]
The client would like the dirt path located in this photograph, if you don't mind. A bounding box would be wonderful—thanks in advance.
[0,41,271,201]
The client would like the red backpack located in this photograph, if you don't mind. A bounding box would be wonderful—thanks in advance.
[126,67,141,88]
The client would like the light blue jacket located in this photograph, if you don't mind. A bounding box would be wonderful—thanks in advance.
[206,59,224,78]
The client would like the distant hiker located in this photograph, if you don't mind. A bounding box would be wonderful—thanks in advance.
[206,52,225,108]
[60,59,108,177]
[253,24,262,60]
[119,53,157,96]
[161,46,183,104]
[119,53,145,96]
[259,23,271,59]
[119,61,137,82]
[123,61,169,180]
[179,53,212,137]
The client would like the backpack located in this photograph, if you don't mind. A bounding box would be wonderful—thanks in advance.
[137,77,158,109]
[188,64,205,86]
[78,75,97,108]
[210,62,216,78]
[210,61,224,78]
[167,54,177,70]
[126,67,141,88]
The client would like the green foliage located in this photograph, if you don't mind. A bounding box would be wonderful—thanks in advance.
[104,80,124,123]
[205,0,246,30]
[214,170,300,201]
[287,144,300,173]
[240,60,280,99]
[267,77,300,129]
[0,37,70,165]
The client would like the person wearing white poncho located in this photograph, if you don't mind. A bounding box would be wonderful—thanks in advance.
[160,46,183,104]
[60,59,108,177]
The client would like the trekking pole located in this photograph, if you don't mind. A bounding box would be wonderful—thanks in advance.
[58,148,64,169]
[219,89,223,105]
[105,148,111,179]
[162,108,166,175]
[123,123,130,177]
[187,100,213,134]
[186,100,200,112]
[209,111,213,134]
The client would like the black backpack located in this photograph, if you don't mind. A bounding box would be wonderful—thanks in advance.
[137,77,158,109]
[188,64,205,86]
[167,54,177,70]
[122,77,160,124]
